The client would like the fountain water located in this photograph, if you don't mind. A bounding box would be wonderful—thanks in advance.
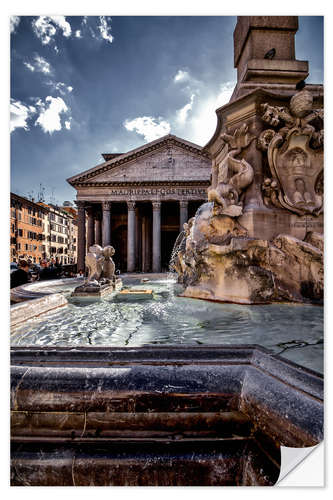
[10,16,324,486]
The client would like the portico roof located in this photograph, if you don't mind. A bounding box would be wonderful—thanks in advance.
[67,134,210,187]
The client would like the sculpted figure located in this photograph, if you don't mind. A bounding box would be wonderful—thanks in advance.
[102,245,116,280]
[208,124,255,217]
[85,245,104,283]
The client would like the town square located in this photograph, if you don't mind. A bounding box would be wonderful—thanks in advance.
[9,13,324,487]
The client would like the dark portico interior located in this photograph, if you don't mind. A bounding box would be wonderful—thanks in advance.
[85,199,204,273]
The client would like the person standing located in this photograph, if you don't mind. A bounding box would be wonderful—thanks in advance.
[10,260,31,289]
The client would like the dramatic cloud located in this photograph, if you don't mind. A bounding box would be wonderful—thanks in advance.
[35,96,70,134]
[184,81,235,144]
[45,81,73,96]
[176,94,195,124]
[10,16,20,34]
[124,116,171,142]
[35,55,51,74]
[24,54,52,74]
[98,16,114,43]
[23,62,35,72]
[32,16,72,45]
[10,99,36,133]
[174,70,190,83]
[75,30,82,38]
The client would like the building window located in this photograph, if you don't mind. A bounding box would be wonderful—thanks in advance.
[18,229,23,237]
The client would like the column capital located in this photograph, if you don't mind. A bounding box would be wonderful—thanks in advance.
[152,201,161,211]
[127,201,136,211]
[102,201,112,211]
[179,200,188,208]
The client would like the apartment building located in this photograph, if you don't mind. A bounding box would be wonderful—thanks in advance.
[10,193,49,263]
[10,193,78,266]
[38,202,78,265]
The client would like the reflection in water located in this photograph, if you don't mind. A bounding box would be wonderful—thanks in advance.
[11,279,323,373]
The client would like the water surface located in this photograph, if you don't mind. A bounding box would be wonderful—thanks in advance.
[11,278,323,373]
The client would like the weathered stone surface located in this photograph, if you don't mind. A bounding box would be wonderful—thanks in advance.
[10,345,322,485]
[176,202,322,304]
[11,293,67,328]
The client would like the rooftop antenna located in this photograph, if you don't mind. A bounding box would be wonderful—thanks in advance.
[37,183,46,202]
[49,188,56,206]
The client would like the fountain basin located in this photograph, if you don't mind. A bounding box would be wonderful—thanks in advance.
[10,345,323,486]
[114,288,154,301]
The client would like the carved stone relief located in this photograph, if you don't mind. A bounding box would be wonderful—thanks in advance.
[208,124,255,217]
[258,89,323,215]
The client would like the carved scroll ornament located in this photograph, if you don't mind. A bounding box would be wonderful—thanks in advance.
[258,89,323,216]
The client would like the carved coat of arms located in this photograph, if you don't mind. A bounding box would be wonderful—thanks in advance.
[258,89,323,216]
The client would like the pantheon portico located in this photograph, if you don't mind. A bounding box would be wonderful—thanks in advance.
[67,134,211,272]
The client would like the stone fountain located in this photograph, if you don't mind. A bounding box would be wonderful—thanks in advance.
[173,17,323,305]
[71,244,122,297]
[10,17,324,486]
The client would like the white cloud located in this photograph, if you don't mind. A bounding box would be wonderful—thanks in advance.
[34,55,51,74]
[64,119,71,130]
[23,62,35,72]
[45,81,73,96]
[176,94,195,124]
[183,82,235,145]
[98,16,113,43]
[10,99,36,133]
[10,16,20,34]
[23,54,51,74]
[75,30,81,38]
[35,96,69,134]
[174,70,190,83]
[124,116,171,143]
[32,16,71,45]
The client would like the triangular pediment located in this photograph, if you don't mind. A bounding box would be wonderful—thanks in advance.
[67,134,210,186]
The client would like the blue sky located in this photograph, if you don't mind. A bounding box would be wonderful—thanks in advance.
[10,16,323,205]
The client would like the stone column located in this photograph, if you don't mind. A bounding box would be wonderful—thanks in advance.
[179,200,188,232]
[76,201,86,272]
[87,206,95,249]
[102,201,111,247]
[135,206,141,271]
[127,201,136,272]
[95,212,102,246]
[152,201,161,273]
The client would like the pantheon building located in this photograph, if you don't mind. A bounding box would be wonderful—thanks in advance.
[67,134,211,273]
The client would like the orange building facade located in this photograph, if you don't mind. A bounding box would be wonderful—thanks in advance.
[10,193,49,264]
